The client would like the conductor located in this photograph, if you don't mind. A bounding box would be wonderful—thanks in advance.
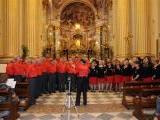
[75,58,89,106]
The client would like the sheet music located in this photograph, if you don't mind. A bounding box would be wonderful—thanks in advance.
[6,78,16,89]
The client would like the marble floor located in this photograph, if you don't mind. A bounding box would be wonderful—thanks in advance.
[18,92,155,120]
[36,92,122,105]
[27,92,126,113]
[19,112,137,120]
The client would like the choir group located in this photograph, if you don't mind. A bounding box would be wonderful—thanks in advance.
[6,56,160,94]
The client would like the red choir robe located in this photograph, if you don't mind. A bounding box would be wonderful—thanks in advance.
[76,63,89,77]
[66,62,76,74]
[56,61,66,74]
[47,62,57,74]
[25,64,37,78]
[13,61,26,76]
[6,62,14,76]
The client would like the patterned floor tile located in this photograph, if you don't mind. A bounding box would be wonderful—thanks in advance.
[19,114,37,120]
[97,113,114,120]
[116,112,133,119]
[18,92,140,120]
[35,92,122,106]
[19,112,138,120]
[39,114,57,120]
[80,113,96,120]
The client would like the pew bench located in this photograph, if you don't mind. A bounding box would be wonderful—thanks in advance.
[133,88,160,120]
[15,81,30,110]
[0,89,19,120]
[0,73,30,110]
[122,81,160,109]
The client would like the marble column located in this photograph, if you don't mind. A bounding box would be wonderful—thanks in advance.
[54,20,60,57]
[4,0,20,57]
[18,0,24,56]
[37,0,44,56]
[112,0,117,57]
[41,2,48,56]
[130,0,136,56]
[133,0,150,56]
[116,0,130,58]
[159,0,160,55]
[148,0,159,57]
[24,0,38,57]
[0,0,3,56]
[95,24,101,59]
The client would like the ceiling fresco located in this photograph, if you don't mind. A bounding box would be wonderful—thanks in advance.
[42,0,112,16]
[60,2,95,27]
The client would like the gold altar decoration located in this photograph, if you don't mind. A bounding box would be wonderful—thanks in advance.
[42,0,113,58]
[0,0,159,63]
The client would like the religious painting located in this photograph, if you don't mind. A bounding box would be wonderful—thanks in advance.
[60,2,95,28]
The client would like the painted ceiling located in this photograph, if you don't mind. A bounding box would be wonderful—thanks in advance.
[60,2,95,27]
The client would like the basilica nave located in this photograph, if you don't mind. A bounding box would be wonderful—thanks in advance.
[0,0,160,120]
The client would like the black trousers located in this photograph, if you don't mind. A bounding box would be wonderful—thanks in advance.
[48,73,57,93]
[41,74,46,93]
[38,75,43,95]
[34,77,39,98]
[14,75,25,82]
[29,78,36,105]
[57,73,66,92]
[35,76,42,97]
[43,73,49,93]
[75,77,88,106]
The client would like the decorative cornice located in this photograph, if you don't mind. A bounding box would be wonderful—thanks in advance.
[0,57,14,64]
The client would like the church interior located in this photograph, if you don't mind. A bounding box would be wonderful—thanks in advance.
[0,0,160,120]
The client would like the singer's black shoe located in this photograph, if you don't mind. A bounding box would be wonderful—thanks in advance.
[75,104,80,107]
[83,103,87,106]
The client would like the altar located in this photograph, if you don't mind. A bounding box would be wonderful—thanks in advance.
[42,0,113,59]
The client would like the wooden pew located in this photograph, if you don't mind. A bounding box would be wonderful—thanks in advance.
[0,73,8,83]
[133,88,160,120]
[0,73,31,110]
[122,81,160,109]
[15,81,30,110]
[0,89,19,120]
